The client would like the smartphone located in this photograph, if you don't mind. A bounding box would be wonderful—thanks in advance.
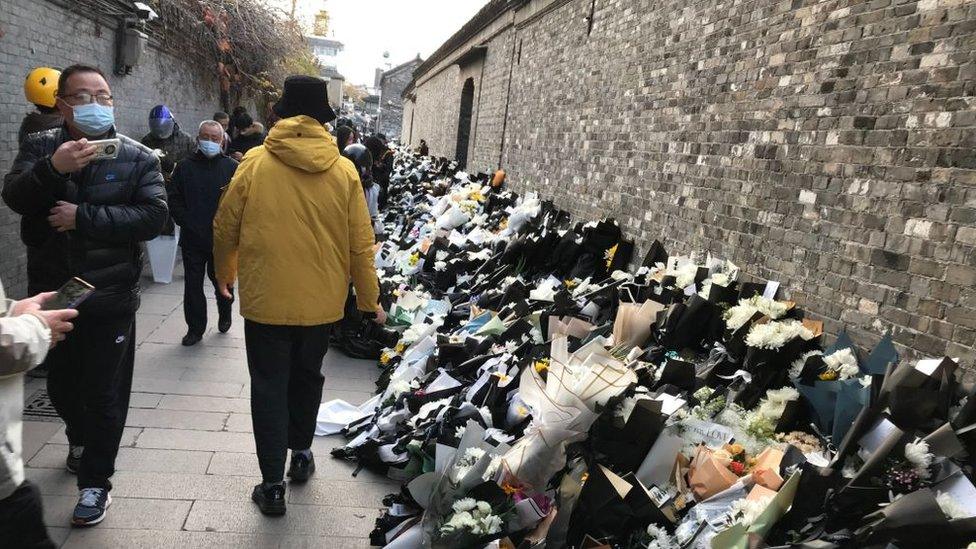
[42,277,95,310]
[88,138,121,161]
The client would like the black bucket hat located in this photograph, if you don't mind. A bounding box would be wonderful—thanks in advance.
[272,75,337,124]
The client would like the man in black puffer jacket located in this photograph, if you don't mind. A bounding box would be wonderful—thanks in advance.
[168,120,238,346]
[1,64,166,528]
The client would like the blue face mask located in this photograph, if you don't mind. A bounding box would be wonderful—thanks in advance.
[71,103,115,136]
[198,139,221,158]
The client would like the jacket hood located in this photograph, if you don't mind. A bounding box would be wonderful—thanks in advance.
[263,115,339,173]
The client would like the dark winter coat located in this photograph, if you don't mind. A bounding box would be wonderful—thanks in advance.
[168,151,238,252]
[141,124,196,180]
[17,110,63,147]
[1,126,168,316]
[227,126,266,157]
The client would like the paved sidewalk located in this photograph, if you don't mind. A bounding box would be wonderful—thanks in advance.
[21,269,394,548]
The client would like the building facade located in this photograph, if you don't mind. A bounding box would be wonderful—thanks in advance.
[402,0,976,364]
[377,56,424,141]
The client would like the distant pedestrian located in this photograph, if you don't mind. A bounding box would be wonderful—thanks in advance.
[19,67,64,147]
[336,124,354,150]
[227,114,265,161]
[2,63,167,527]
[213,111,232,152]
[365,136,393,209]
[418,139,429,156]
[167,121,238,347]
[140,105,195,181]
[230,106,249,139]
[213,75,383,517]
[0,280,77,548]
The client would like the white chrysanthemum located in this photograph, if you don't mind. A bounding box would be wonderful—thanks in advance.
[725,303,760,331]
[904,438,933,479]
[730,496,772,527]
[936,491,971,520]
[480,513,504,534]
[789,350,822,379]
[745,320,814,350]
[482,454,502,481]
[452,498,477,513]
[672,263,699,289]
[645,524,676,549]
[824,348,859,379]
[475,500,492,516]
[766,387,799,404]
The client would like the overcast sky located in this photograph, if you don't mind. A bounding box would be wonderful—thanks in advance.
[267,0,489,86]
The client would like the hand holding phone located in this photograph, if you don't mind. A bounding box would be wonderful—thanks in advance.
[42,277,95,311]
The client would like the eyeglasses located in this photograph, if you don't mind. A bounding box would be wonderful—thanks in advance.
[59,92,114,106]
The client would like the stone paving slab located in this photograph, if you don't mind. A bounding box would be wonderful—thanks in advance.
[155,394,252,414]
[29,445,214,474]
[42,495,192,530]
[183,500,379,538]
[125,408,229,431]
[207,451,391,484]
[22,274,395,547]
[47,426,142,448]
[136,428,256,453]
[62,529,372,548]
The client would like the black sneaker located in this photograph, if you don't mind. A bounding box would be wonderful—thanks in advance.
[251,483,286,516]
[218,317,232,334]
[287,451,315,483]
[72,488,111,527]
[181,333,202,346]
[66,445,84,474]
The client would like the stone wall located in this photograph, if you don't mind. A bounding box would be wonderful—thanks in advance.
[0,0,225,297]
[406,0,976,364]
[378,58,423,140]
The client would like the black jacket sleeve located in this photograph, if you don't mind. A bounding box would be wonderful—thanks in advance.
[1,136,68,217]
[75,153,168,243]
[167,161,188,227]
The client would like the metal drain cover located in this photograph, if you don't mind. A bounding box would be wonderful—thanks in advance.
[23,389,62,422]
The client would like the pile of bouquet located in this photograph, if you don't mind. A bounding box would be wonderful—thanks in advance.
[318,149,976,549]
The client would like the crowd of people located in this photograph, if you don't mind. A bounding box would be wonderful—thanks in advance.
[0,65,411,546]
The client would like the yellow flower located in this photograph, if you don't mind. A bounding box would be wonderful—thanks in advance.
[819,369,839,381]
[605,243,619,269]
[470,191,484,202]
[395,342,406,354]
[380,352,392,365]
[408,252,420,266]
[493,372,511,383]
[727,443,745,456]
[564,279,578,289]
[533,359,550,374]
[498,218,508,230]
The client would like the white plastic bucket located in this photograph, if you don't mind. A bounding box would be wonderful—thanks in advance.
[146,226,180,284]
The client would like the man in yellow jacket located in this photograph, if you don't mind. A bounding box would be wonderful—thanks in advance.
[213,75,382,516]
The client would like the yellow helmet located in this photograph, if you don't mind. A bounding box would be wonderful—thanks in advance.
[24,67,61,108]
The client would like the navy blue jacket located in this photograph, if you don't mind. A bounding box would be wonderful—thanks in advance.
[167,151,238,252]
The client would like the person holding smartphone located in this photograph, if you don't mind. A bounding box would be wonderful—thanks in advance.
[1,64,167,527]
[0,280,78,547]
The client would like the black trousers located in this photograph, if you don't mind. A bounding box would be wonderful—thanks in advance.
[244,320,331,483]
[182,247,234,336]
[45,313,135,490]
[0,482,55,549]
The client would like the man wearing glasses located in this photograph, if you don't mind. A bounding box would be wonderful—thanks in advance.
[1,64,167,527]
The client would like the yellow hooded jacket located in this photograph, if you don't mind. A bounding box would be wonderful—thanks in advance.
[213,115,379,326]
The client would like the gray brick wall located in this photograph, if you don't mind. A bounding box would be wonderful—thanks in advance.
[378,59,423,140]
[0,0,225,298]
[406,0,976,365]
